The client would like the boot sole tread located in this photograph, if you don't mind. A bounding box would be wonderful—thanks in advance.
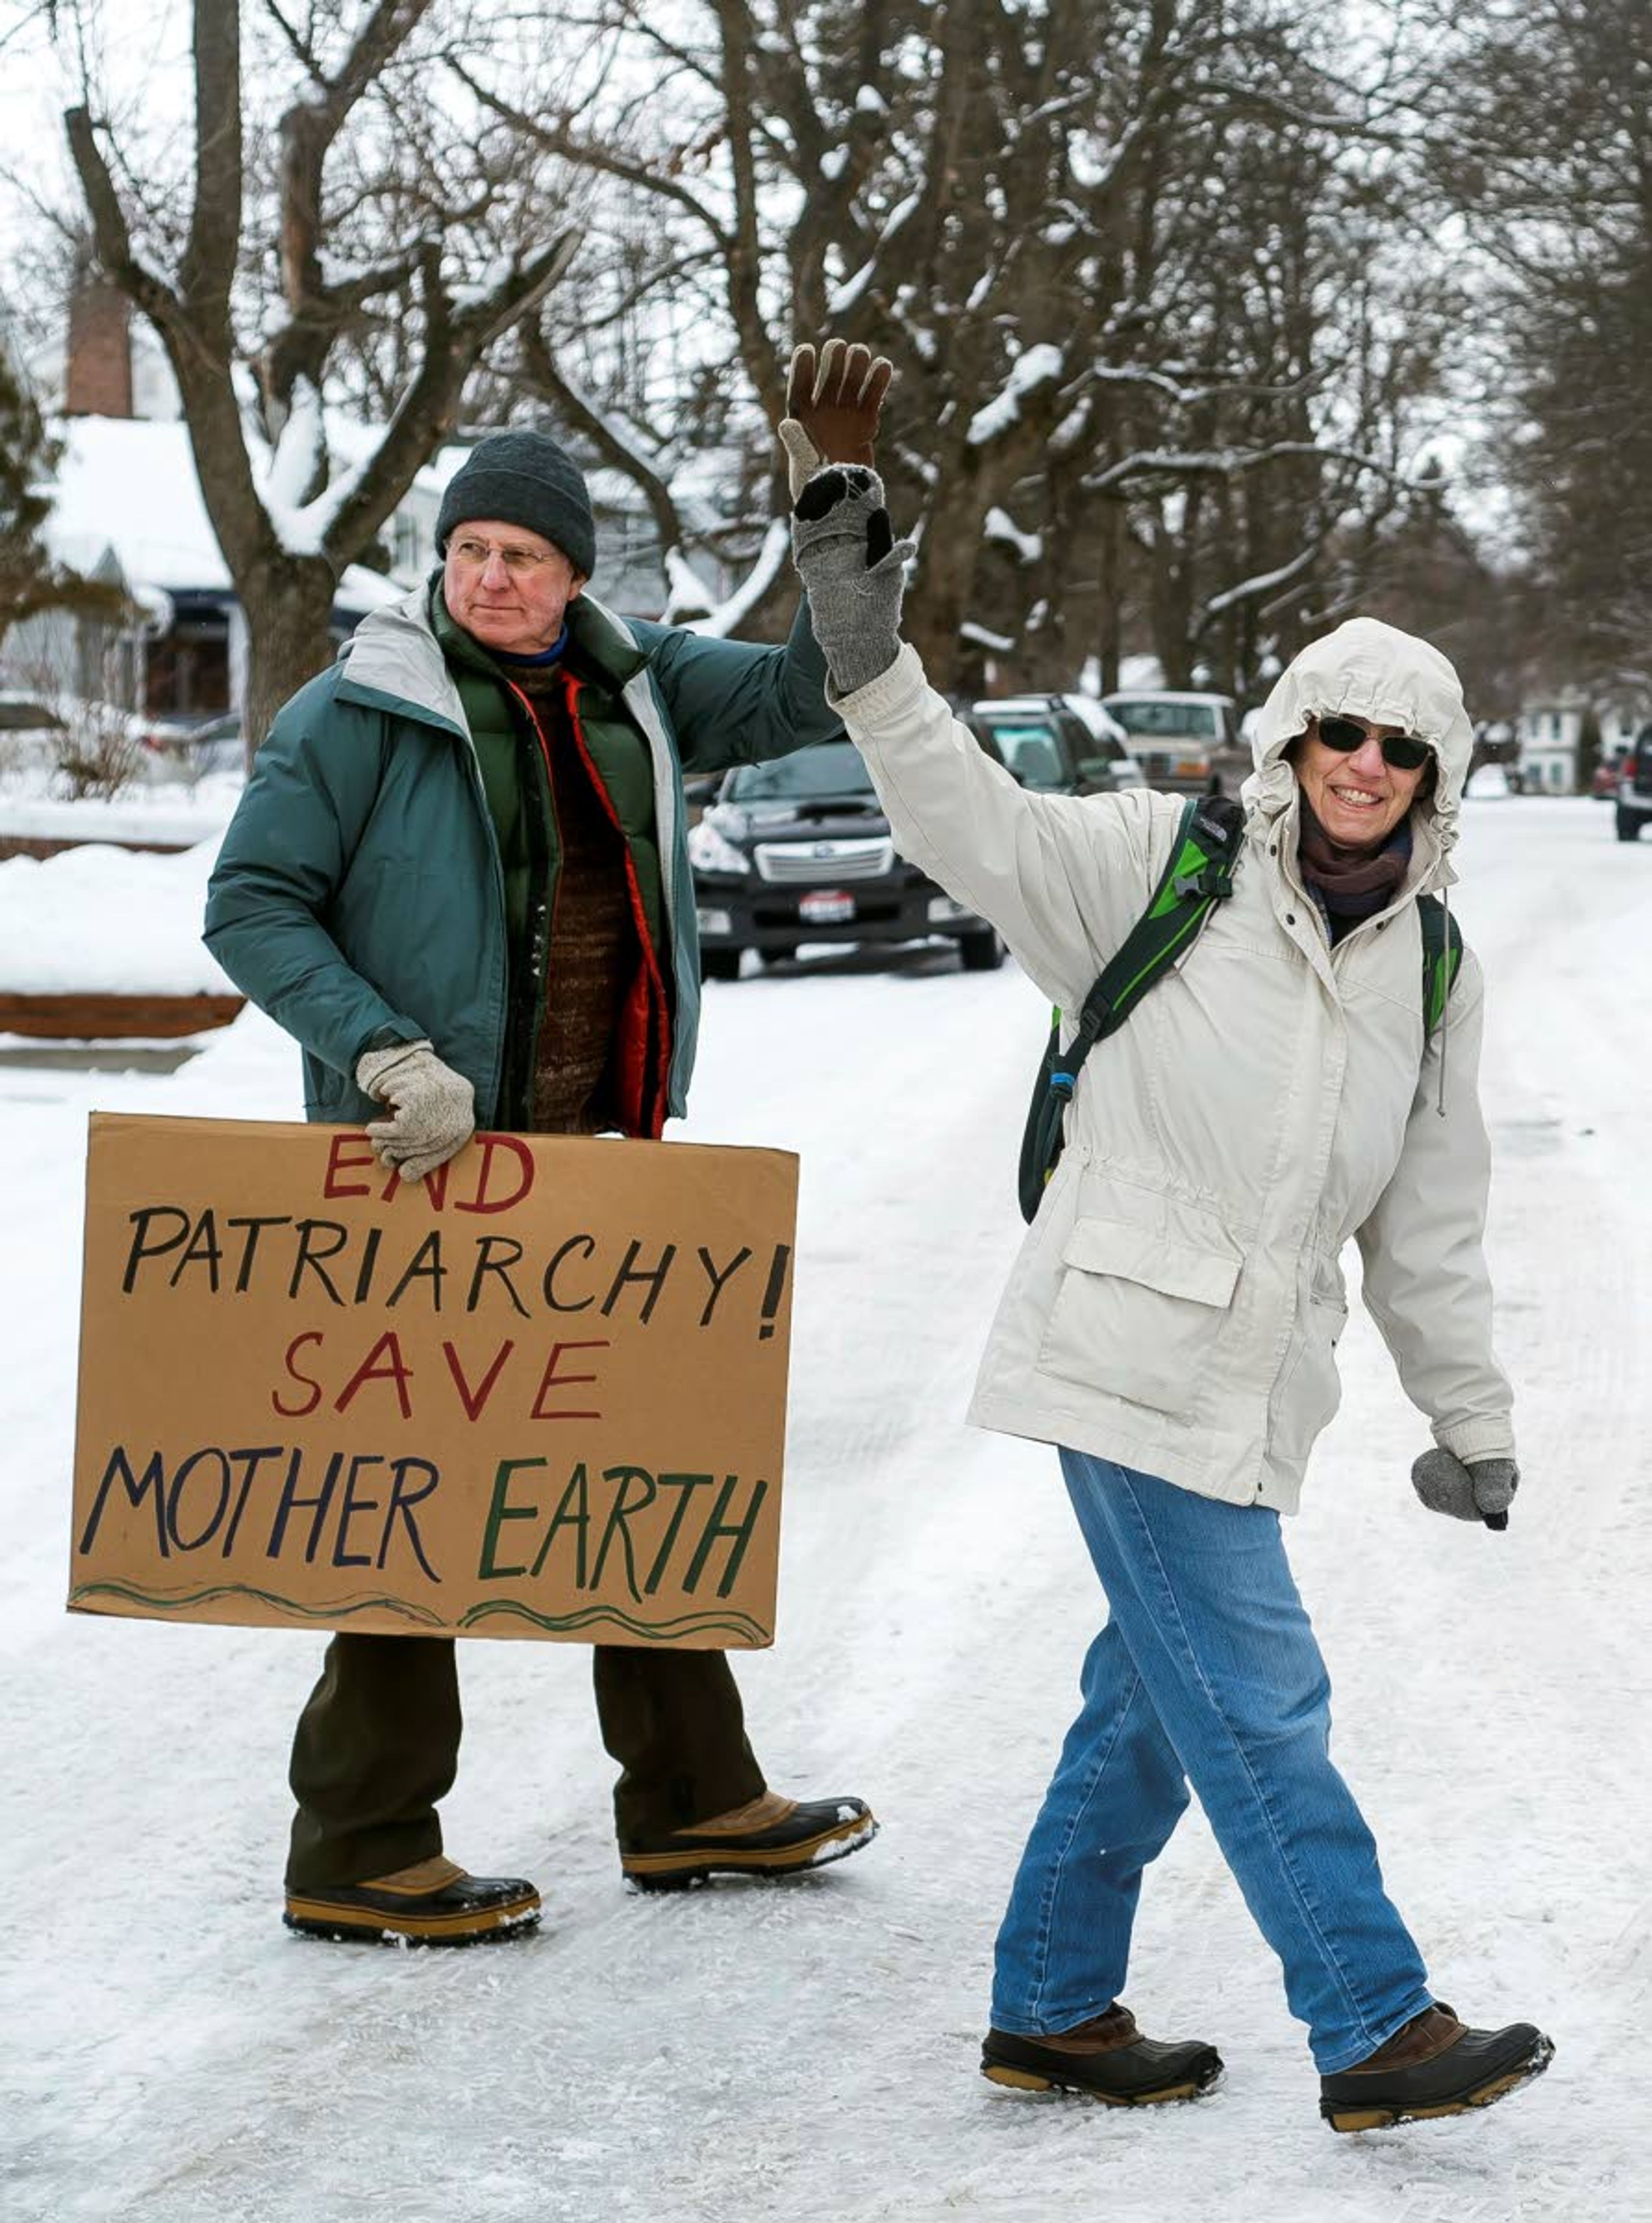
[621,1815,877,1887]
[1322,2037,1554,2132]
[981,2060,1221,2106]
[283,1891,541,1945]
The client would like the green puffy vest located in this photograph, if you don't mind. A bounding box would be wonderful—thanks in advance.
[432,591,669,1127]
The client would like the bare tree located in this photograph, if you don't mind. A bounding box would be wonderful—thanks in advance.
[1432,0,1652,682]
[1073,55,1461,701]
[463,0,1454,697]
[61,0,576,749]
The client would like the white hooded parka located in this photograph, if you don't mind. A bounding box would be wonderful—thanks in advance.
[837,617,1515,1512]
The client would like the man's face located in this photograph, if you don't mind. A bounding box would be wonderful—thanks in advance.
[443,517,586,655]
[1294,715,1429,850]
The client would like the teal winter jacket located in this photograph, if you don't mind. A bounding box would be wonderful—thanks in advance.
[203,582,840,1127]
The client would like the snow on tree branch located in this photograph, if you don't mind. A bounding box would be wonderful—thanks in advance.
[679,519,791,639]
[968,347,1064,447]
[826,190,921,318]
[984,508,1042,566]
[1202,547,1317,620]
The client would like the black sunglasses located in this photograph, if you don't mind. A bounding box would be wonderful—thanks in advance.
[1315,715,1432,773]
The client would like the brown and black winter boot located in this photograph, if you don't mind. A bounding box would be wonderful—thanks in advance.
[981,2002,1224,2106]
[1319,2003,1554,2131]
[283,1856,542,1945]
[620,1791,877,1889]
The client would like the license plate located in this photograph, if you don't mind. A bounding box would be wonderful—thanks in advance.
[798,890,855,925]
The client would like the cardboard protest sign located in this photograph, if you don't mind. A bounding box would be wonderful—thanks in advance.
[70,1114,797,1649]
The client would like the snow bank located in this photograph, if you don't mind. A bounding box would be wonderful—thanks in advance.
[0,836,232,993]
[0,774,241,850]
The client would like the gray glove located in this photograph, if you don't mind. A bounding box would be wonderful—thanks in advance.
[356,1038,475,1184]
[790,464,914,698]
[1412,1449,1519,1531]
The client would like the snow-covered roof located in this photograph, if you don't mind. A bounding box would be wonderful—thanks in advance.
[40,416,404,613]
[44,418,231,592]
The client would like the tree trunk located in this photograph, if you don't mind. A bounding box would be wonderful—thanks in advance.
[905,487,988,696]
[1096,498,1124,695]
[239,555,345,761]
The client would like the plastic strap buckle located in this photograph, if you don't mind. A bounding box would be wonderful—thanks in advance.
[1171,868,1232,901]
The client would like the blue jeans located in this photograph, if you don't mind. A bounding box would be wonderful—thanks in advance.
[991,1452,1432,2073]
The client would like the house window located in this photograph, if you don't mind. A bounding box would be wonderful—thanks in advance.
[392,512,423,575]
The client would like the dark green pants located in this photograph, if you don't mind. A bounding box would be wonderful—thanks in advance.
[286,1634,766,1891]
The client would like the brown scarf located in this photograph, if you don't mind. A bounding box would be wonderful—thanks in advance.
[1297,803,1411,941]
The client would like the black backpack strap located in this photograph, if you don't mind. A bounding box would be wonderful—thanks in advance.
[1417,892,1463,1034]
[1018,793,1245,1221]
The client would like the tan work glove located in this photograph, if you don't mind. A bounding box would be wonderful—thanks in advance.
[356,1039,475,1184]
[778,337,895,500]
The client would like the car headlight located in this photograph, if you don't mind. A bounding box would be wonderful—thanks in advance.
[687,819,749,874]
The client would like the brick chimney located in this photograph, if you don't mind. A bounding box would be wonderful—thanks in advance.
[65,254,133,418]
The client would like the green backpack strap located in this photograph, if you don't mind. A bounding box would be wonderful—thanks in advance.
[1417,892,1463,1035]
[1017,794,1246,1222]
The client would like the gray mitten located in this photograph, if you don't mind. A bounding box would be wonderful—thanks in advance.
[790,465,915,698]
[1411,1448,1519,1531]
[356,1038,475,1184]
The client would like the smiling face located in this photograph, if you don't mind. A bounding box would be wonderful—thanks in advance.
[1293,715,1430,851]
[442,517,585,656]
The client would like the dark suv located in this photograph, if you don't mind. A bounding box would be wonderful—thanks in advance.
[1616,726,1652,842]
[688,738,1003,979]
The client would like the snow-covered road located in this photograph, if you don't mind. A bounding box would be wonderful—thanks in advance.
[1,797,1646,2223]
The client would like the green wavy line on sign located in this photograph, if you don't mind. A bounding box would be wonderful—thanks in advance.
[68,1581,449,1628]
[458,1599,770,1643]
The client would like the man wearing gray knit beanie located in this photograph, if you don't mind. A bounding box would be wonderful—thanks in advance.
[205,346,893,1947]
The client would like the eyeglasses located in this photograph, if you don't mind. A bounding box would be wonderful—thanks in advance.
[449,537,560,576]
[1314,715,1432,773]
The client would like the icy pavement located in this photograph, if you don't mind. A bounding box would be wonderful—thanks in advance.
[0,797,1647,2221]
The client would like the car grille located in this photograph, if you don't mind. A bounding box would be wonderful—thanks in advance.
[753,837,896,883]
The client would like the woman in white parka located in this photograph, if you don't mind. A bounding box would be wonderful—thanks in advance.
[787,457,1553,2133]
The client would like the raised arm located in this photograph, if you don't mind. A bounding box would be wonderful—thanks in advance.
[630,598,842,775]
[624,335,902,778]
[790,464,1175,1010]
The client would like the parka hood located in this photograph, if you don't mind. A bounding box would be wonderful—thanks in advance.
[335,584,468,734]
[1243,617,1474,880]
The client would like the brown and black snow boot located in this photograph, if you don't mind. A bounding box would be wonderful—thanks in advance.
[981,2002,1223,2106]
[283,1856,541,1945]
[1319,2003,1553,2132]
[620,1791,877,1889]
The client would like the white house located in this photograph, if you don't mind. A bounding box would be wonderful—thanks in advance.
[1517,691,1647,794]
[9,415,406,720]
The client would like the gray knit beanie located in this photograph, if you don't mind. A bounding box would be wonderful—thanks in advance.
[435,429,597,577]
